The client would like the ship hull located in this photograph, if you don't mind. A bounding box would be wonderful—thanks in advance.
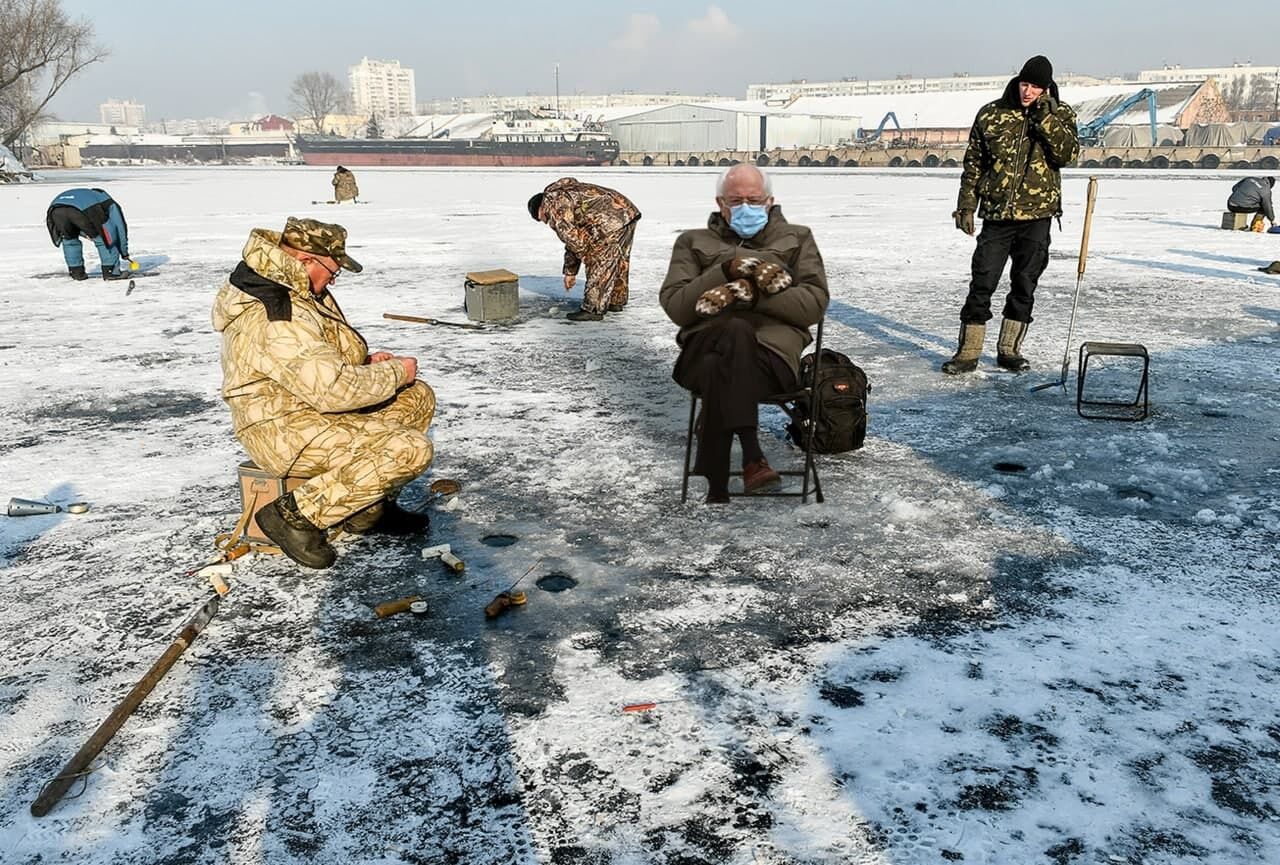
[295,135,618,167]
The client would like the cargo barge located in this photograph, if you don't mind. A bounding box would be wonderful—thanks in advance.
[295,132,619,167]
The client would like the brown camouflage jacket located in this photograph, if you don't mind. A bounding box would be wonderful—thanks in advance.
[659,207,829,378]
[540,177,640,275]
[211,229,403,469]
[333,170,359,202]
[958,78,1079,221]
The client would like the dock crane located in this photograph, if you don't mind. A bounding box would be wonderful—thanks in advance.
[1077,88,1159,147]
[861,112,902,143]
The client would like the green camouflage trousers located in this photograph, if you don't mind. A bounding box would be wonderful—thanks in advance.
[251,381,435,528]
[582,221,636,314]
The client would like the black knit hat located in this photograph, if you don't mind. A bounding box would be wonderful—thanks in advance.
[527,193,545,221]
[1018,55,1054,89]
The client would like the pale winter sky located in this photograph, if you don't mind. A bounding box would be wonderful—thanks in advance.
[49,0,1279,121]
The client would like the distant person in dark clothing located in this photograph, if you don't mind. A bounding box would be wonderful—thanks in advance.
[45,188,131,280]
[1227,176,1274,230]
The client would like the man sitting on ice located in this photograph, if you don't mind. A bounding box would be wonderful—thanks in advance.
[659,164,829,503]
[1227,176,1274,231]
[212,217,435,569]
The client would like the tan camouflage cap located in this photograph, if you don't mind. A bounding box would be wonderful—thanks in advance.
[281,216,362,273]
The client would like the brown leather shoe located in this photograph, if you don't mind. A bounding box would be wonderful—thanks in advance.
[743,458,782,495]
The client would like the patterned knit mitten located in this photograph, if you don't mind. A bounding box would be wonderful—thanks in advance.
[695,279,755,317]
[721,256,792,296]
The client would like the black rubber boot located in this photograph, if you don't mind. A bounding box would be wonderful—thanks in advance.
[256,492,336,569]
[102,267,130,281]
[342,499,430,536]
[566,308,605,321]
[68,265,88,280]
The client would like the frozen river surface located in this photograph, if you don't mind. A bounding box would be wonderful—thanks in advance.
[0,165,1277,864]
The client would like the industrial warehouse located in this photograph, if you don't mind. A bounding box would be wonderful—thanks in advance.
[15,64,1280,171]
[597,77,1276,170]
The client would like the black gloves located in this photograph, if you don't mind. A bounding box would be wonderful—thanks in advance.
[1029,93,1059,125]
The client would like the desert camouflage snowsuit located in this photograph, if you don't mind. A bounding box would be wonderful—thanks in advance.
[332,168,359,203]
[955,78,1079,324]
[212,229,434,529]
[540,178,640,314]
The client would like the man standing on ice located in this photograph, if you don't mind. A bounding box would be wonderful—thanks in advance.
[660,164,828,503]
[332,166,359,203]
[213,217,435,569]
[45,187,132,280]
[944,55,1079,375]
[528,178,641,321]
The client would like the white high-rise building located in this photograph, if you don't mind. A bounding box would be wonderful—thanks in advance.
[99,98,145,127]
[349,57,416,118]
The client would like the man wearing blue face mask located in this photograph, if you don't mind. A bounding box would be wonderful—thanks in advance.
[660,164,829,504]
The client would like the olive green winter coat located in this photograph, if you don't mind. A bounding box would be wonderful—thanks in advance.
[659,207,829,378]
[958,78,1079,221]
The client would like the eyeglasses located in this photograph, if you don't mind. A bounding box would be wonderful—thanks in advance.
[306,257,340,281]
[721,196,770,207]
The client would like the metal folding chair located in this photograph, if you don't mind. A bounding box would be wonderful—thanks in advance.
[680,318,826,504]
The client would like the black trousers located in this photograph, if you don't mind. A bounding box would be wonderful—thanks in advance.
[1227,203,1267,218]
[960,218,1052,325]
[673,316,795,495]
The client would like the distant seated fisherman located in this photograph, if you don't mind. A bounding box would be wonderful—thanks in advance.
[660,164,829,503]
[1227,176,1274,230]
[212,217,435,569]
[528,177,641,321]
[332,166,359,203]
[45,187,131,280]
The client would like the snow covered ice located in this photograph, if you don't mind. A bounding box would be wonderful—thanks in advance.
[1,165,1277,864]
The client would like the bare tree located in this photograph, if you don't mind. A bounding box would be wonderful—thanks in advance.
[0,0,107,147]
[1247,74,1276,112]
[1224,76,1247,111]
[290,72,348,135]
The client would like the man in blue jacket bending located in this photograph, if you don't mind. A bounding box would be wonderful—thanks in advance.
[46,188,131,280]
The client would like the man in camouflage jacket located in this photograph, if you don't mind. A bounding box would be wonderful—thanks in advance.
[212,217,434,568]
[661,164,829,503]
[944,55,1079,375]
[528,178,641,321]
[332,166,359,203]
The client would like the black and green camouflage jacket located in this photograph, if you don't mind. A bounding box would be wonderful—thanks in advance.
[957,78,1079,221]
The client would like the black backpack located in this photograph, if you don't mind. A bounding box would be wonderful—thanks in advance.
[786,348,869,453]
